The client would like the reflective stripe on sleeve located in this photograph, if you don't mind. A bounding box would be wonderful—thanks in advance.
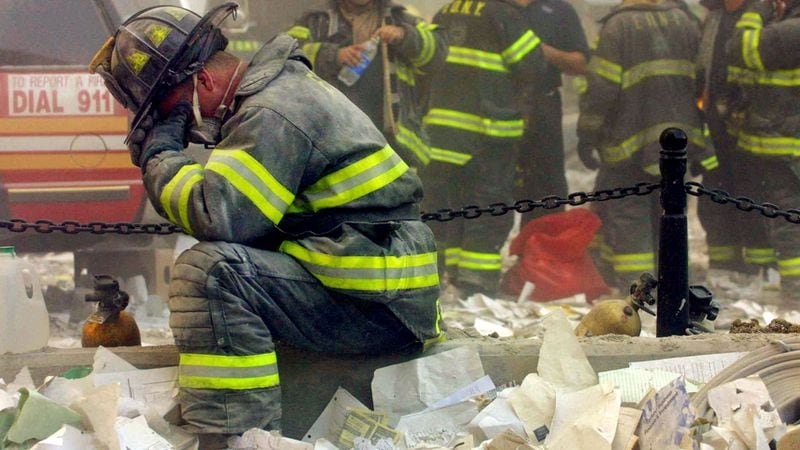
[205,149,295,225]
[736,12,763,29]
[424,109,524,138]
[458,250,502,271]
[621,59,695,89]
[397,64,416,86]
[279,241,440,291]
[742,29,765,71]
[446,46,509,73]
[294,145,409,211]
[612,252,655,273]
[709,246,737,262]
[303,43,322,67]
[589,56,623,84]
[179,352,280,390]
[430,147,472,166]
[501,30,541,66]
[160,164,203,234]
[287,26,311,40]
[411,22,437,67]
[700,155,719,171]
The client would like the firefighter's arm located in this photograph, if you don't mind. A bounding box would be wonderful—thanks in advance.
[728,5,800,70]
[577,19,624,147]
[287,14,342,81]
[142,106,311,245]
[391,12,448,73]
[494,6,547,83]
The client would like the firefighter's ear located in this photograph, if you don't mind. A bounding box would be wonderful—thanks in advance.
[196,68,217,93]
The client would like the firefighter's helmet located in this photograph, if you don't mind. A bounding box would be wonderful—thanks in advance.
[89,2,238,142]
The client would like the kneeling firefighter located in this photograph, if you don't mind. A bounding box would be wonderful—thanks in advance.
[89,2,442,439]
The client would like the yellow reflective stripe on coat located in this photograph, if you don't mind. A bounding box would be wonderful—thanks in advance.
[445,247,462,267]
[396,124,430,164]
[589,56,623,84]
[501,30,541,65]
[621,59,695,89]
[709,246,737,262]
[424,108,524,138]
[280,241,439,291]
[700,155,719,171]
[397,64,416,86]
[736,12,763,29]
[742,29,765,71]
[728,66,800,87]
[206,150,295,225]
[288,25,311,40]
[160,164,203,234]
[737,133,800,157]
[458,250,502,271]
[612,252,655,272]
[602,123,704,163]
[423,298,446,351]
[296,145,408,211]
[411,22,437,67]
[302,43,322,67]
[778,257,800,276]
[430,147,472,166]
[744,247,777,264]
[179,352,279,390]
[446,46,509,73]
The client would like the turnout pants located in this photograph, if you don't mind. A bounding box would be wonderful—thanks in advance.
[697,134,773,273]
[591,163,659,291]
[422,139,518,295]
[168,241,419,434]
[515,90,569,227]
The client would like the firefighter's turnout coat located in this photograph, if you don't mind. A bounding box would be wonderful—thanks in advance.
[141,35,442,433]
[578,0,716,175]
[288,1,446,168]
[422,0,547,292]
[726,3,800,292]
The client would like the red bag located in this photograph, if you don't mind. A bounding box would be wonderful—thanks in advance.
[502,208,610,302]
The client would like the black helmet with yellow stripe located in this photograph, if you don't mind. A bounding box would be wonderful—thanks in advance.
[89,2,238,143]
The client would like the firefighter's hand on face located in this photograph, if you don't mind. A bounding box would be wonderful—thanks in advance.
[131,100,193,168]
[338,44,365,67]
[374,25,406,45]
[577,141,601,170]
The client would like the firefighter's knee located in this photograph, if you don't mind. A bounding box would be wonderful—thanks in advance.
[167,242,228,351]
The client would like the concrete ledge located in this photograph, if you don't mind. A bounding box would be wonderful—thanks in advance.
[1,333,796,439]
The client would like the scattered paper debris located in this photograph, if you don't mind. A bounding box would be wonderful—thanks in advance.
[599,368,699,404]
[545,382,621,450]
[636,377,695,450]
[468,388,525,441]
[395,401,479,448]
[304,387,369,444]
[537,310,597,390]
[115,415,174,450]
[6,388,83,445]
[629,352,745,384]
[372,347,485,424]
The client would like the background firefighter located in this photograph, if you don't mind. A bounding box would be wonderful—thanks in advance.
[422,0,548,298]
[89,3,442,444]
[577,0,718,291]
[288,0,447,169]
[696,0,775,289]
[726,0,800,301]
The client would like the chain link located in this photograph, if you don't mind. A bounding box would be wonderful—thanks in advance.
[0,219,184,235]
[685,181,800,224]
[7,180,799,235]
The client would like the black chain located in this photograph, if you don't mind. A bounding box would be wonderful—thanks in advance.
[686,181,800,224]
[421,182,661,222]
[0,219,182,235]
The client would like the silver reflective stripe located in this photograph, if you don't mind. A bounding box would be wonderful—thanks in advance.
[179,364,279,379]
[209,152,292,217]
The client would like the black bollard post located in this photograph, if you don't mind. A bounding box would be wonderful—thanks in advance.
[657,128,690,337]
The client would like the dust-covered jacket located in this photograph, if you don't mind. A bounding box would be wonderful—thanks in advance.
[726,2,800,160]
[578,0,717,175]
[288,1,447,168]
[142,35,443,345]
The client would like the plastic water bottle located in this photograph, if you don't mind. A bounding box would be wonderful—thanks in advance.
[338,36,381,87]
[0,246,50,354]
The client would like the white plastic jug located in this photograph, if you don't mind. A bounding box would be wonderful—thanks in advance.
[0,247,50,354]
